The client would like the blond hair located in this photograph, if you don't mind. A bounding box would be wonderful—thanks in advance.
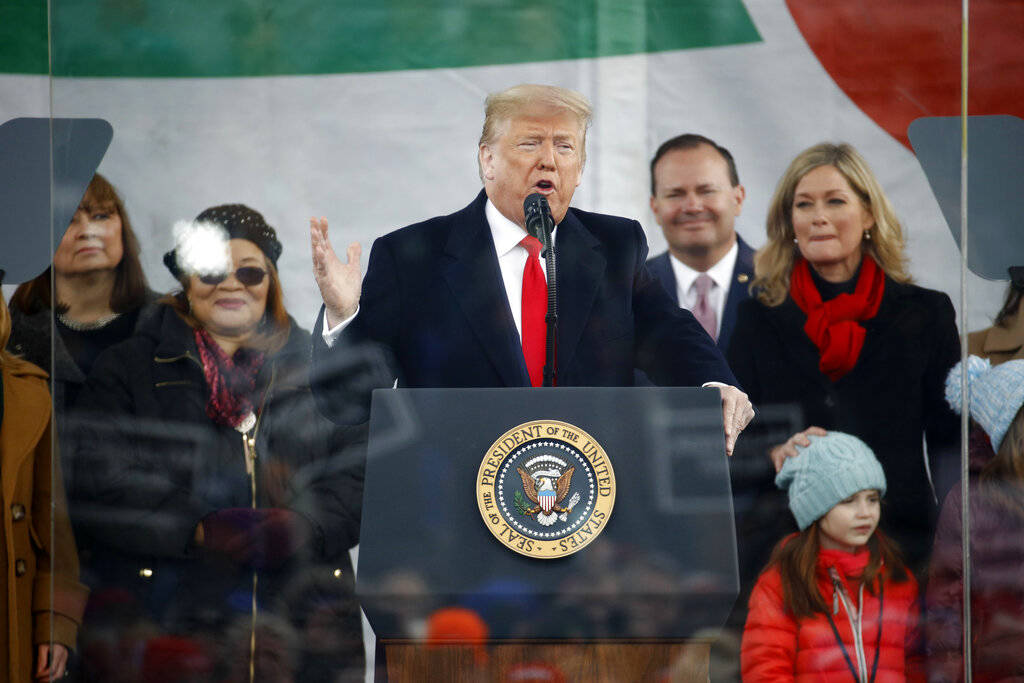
[478,84,592,166]
[752,143,911,306]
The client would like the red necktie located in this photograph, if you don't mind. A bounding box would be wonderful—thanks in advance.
[520,235,546,387]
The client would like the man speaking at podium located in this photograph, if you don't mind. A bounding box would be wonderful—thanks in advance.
[310,84,753,454]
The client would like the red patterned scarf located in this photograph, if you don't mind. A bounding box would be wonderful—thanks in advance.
[790,255,885,381]
[194,328,265,427]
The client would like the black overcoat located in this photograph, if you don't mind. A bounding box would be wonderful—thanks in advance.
[312,190,737,424]
[70,304,366,678]
[727,278,960,572]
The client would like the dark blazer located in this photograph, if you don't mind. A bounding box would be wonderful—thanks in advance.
[74,305,366,561]
[313,191,736,423]
[726,279,960,570]
[646,234,756,352]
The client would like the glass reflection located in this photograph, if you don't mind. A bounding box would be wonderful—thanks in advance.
[15,0,1020,679]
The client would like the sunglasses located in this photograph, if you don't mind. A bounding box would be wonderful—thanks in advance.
[199,266,267,287]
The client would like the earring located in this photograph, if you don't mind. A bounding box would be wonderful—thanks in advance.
[864,229,872,241]
[793,237,798,244]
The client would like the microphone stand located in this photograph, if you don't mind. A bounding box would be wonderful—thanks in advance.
[541,225,557,387]
[524,193,558,387]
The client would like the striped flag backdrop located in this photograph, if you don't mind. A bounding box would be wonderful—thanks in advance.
[1,0,1018,341]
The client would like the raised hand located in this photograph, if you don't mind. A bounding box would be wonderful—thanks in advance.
[310,217,362,327]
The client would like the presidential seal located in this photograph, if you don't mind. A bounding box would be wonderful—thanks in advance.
[476,420,616,559]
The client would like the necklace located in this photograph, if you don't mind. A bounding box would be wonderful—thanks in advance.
[57,311,122,331]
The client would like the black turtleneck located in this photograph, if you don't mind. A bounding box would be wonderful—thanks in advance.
[57,308,141,404]
[808,261,861,301]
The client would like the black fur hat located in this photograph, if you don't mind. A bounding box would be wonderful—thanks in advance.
[164,204,282,279]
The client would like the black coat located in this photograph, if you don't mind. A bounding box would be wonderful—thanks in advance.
[8,296,159,416]
[70,305,366,678]
[726,278,960,572]
[312,190,736,424]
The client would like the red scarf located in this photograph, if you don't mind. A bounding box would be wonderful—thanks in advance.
[194,328,265,428]
[790,256,885,381]
[818,546,872,579]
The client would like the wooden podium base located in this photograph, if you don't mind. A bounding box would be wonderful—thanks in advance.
[382,640,711,682]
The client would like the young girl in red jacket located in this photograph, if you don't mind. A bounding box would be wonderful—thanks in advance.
[741,432,925,682]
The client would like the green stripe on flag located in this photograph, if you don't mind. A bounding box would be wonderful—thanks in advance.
[0,1,48,75]
[3,1,760,78]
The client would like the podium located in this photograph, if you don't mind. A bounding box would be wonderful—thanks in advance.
[357,387,739,681]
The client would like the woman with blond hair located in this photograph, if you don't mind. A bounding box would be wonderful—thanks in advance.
[0,283,88,681]
[727,143,959,574]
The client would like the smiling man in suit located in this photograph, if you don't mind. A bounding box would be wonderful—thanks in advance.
[647,134,755,353]
[310,85,753,454]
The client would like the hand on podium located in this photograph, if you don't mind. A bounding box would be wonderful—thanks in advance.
[717,384,755,457]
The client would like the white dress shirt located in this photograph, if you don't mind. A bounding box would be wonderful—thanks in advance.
[485,198,552,342]
[669,240,739,339]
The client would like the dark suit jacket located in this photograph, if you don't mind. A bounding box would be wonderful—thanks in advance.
[646,234,756,352]
[312,191,736,423]
[726,278,960,571]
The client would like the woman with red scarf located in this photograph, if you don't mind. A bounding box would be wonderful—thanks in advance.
[70,205,366,682]
[726,143,959,578]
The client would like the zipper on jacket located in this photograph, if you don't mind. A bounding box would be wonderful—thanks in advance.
[235,364,275,683]
[830,568,868,683]
[234,413,259,683]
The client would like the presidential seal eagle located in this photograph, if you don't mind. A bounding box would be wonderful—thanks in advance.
[517,465,577,527]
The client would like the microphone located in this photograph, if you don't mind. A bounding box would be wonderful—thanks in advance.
[522,193,558,387]
[523,193,554,242]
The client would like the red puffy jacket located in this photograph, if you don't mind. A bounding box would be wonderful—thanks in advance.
[741,546,925,682]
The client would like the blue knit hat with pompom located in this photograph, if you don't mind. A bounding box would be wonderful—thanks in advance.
[945,355,1024,451]
[775,432,887,531]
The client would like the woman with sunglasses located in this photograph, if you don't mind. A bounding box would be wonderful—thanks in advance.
[70,205,366,681]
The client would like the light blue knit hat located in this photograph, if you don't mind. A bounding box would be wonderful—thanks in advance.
[945,356,1024,452]
[775,432,887,530]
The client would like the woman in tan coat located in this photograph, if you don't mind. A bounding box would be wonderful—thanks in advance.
[969,267,1024,365]
[1,288,88,681]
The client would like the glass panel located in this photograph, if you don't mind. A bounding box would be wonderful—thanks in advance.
[926,0,1024,679]
[3,0,1011,680]
[0,7,84,683]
